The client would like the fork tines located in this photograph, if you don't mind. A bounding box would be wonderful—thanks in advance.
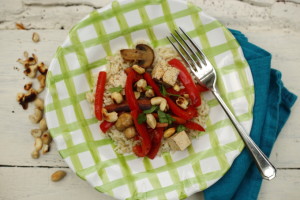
[167,27,207,73]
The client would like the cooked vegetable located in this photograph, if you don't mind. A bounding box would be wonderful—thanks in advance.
[108,85,123,93]
[100,121,115,133]
[157,110,175,124]
[156,123,169,128]
[168,58,201,107]
[115,113,133,131]
[125,68,141,111]
[147,128,164,159]
[94,72,106,120]
[137,113,147,124]
[144,72,194,120]
[143,105,158,114]
[131,109,151,156]
[124,126,136,139]
[177,125,186,132]
[185,121,205,132]
[104,99,152,113]
[120,44,154,68]
[152,113,186,125]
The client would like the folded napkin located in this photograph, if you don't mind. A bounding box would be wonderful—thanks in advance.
[203,29,298,200]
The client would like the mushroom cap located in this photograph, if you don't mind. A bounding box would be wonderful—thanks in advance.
[120,44,155,68]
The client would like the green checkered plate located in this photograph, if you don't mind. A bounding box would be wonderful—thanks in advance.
[45,0,254,199]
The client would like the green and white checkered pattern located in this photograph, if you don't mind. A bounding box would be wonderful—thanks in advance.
[45,0,254,199]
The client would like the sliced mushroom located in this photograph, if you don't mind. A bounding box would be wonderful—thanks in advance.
[120,44,154,68]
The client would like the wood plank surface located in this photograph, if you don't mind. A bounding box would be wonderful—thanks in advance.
[0,0,299,199]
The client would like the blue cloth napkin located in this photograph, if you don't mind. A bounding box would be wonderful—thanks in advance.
[203,29,298,200]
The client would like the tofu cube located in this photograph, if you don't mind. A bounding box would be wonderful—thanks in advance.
[162,67,180,87]
[152,61,168,80]
[167,131,191,151]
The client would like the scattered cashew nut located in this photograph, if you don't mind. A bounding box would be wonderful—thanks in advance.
[31,129,42,138]
[39,118,48,131]
[34,98,44,111]
[41,131,52,145]
[34,137,43,151]
[29,108,43,123]
[24,64,38,78]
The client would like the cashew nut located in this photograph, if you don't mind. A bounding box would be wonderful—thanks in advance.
[146,114,157,129]
[24,64,38,78]
[132,64,145,74]
[145,89,154,98]
[111,92,123,104]
[31,150,40,159]
[29,108,43,123]
[135,79,147,92]
[124,126,136,139]
[39,118,48,131]
[150,97,168,111]
[176,97,189,110]
[163,127,176,138]
[24,82,32,91]
[34,98,44,111]
[41,131,52,145]
[31,129,42,138]
[37,62,48,75]
[42,144,50,154]
[37,74,46,93]
[102,108,118,122]
[32,32,40,43]
[34,137,43,151]
[134,91,140,99]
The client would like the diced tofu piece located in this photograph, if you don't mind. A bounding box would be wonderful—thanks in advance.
[167,131,191,151]
[152,60,168,81]
[162,67,180,87]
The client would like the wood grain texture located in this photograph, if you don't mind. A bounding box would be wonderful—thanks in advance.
[0,0,299,199]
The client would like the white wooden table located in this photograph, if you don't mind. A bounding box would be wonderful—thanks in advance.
[0,0,299,199]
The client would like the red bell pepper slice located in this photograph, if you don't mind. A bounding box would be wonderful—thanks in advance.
[167,84,209,96]
[147,128,164,159]
[100,121,115,133]
[132,145,145,157]
[125,68,140,112]
[156,123,169,128]
[131,109,151,156]
[143,73,194,120]
[185,121,205,132]
[168,58,201,107]
[94,71,107,121]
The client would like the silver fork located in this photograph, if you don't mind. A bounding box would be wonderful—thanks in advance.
[167,27,276,180]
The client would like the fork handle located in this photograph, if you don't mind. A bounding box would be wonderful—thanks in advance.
[212,90,276,180]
